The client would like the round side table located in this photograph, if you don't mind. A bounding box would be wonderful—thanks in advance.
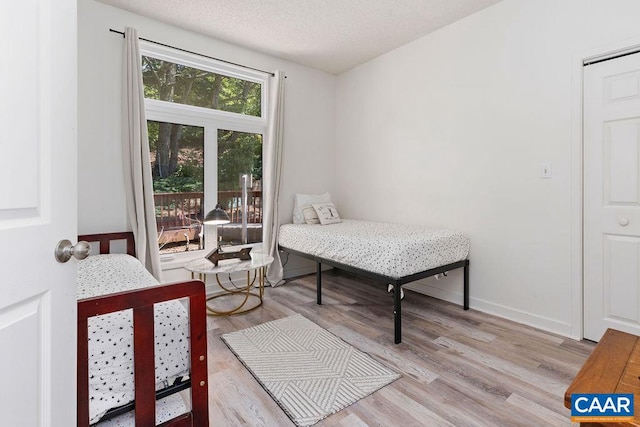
[185,252,274,316]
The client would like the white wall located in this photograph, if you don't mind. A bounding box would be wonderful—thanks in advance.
[78,0,336,238]
[79,0,640,337]
[336,0,640,337]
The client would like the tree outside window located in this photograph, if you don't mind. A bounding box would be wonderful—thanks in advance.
[142,53,265,254]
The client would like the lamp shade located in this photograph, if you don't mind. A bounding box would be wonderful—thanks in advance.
[203,203,230,225]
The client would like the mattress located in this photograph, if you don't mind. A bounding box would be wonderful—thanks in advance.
[77,254,190,424]
[94,393,186,427]
[279,219,469,279]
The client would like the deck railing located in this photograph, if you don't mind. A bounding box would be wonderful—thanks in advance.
[217,190,263,224]
[154,191,204,231]
[153,190,262,245]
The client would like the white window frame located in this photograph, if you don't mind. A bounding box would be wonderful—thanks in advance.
[140,42,269,266]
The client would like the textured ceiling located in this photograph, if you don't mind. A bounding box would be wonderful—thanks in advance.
[96,0,502,75]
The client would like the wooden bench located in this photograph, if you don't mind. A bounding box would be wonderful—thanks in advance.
[565,328,640,426]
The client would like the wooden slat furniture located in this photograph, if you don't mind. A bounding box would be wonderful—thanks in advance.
[564,328,640,426]
[77,232,209,427]
[79,231,136,256]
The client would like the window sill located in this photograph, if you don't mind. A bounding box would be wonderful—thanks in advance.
[160,250,205,271]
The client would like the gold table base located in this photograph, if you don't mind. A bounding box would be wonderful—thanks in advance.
[193,267,265,316]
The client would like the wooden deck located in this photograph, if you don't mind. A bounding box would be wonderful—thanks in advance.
[206,269,595,426]
[154,190,263,247]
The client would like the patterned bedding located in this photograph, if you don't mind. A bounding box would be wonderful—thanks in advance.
[279,219,470,279]
[77,254,190,424]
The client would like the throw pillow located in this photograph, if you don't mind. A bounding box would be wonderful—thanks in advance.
[312,202,342,225]
[302,206,320,224]
[292,192,331,224]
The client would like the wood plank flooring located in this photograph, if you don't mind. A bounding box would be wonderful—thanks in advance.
[205,270,594,426]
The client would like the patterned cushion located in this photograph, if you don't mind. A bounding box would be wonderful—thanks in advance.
[312,202,342,225]
[302,206,321,224]
[292,192,331,224]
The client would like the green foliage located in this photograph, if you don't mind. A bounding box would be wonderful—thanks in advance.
[142,56,261,117]
[143,55,263,193]
[148,121,159,150]
[153,163,203,193]
[153,175,201,193]
[218,130,262,191]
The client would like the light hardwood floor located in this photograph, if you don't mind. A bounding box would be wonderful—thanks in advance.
[205,270,594,426]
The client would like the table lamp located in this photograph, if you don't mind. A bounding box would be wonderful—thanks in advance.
[203,203,230,249]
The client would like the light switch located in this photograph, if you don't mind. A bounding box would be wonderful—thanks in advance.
[541,162,552,178]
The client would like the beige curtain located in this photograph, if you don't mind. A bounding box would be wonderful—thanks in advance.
[122,27,162,280]
[264,71,286,286]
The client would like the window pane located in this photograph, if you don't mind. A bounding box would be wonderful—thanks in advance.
[217,129,263,245]
[148,121,205,253]
[142,56,261,117]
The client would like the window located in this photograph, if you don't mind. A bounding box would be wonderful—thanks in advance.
[217,129,263,246]
[148,121,204,252]
[141,43,268,255]
[143,57,262,117]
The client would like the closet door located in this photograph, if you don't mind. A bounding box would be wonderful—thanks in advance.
[0,0,77,424]
[584,52,640,341]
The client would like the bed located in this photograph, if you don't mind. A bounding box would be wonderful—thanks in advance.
[278,219,470,344]
[76,232,209,427]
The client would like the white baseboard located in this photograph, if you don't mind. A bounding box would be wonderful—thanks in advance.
[470,296,575,338]
[282,253,332,279]
[284,264,315,279]
[278,255,575,339]
[405,280,574,338]
[403,279,464,305]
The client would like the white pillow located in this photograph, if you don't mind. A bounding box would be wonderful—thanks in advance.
[292,192,331,224]
[312,202,342,225]
[301,206,320,224]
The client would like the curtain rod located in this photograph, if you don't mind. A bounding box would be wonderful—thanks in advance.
[110,28,275,77]
[584,48,640,66]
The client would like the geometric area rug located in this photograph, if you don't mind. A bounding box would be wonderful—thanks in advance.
[221,314,400,426]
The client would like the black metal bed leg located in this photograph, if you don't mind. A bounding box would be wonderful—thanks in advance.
[394,284,402,344]
[316,261,322,305]
[463,260,470,310]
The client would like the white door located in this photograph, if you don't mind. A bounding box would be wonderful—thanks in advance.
[584,52,640,341]
[0,1,77,425]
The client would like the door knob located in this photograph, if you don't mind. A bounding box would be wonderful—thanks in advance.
[55,240,91,263]
[619,217,630,226]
